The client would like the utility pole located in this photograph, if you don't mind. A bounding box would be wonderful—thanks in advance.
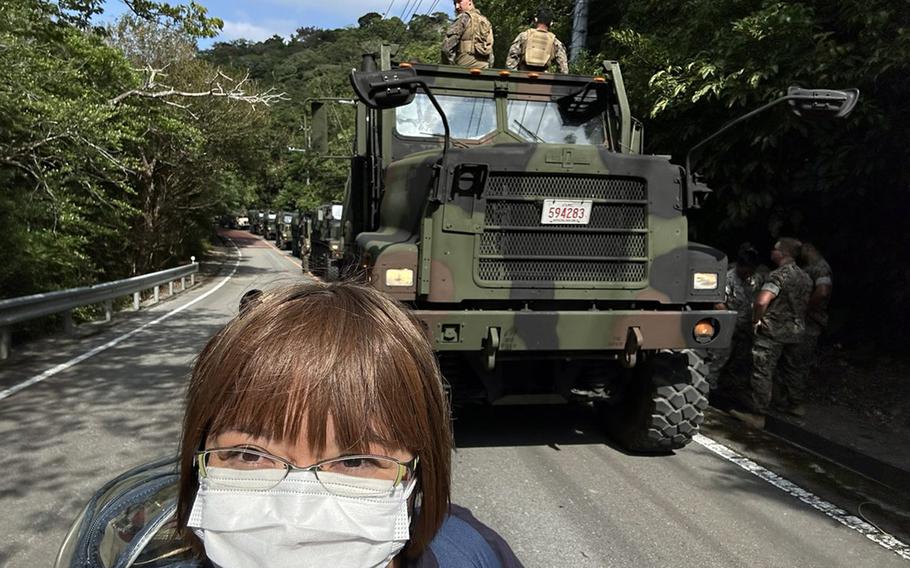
[570,0,588,62]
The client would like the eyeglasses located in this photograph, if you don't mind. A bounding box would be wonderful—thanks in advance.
[196,447,418,497]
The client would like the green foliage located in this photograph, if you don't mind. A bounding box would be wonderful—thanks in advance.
[0,0,139,296]
[596,0,910,347]
[0,0,267,301]
[202,11,452,211]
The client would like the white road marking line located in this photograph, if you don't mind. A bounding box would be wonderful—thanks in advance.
[0,238,242,402]
[694,433,910,561]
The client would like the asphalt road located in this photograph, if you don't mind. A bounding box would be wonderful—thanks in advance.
[0,230,906,567]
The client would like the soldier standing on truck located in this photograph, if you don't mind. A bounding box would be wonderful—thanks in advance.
[505,7,569,74]
[731,238,812,428]
[708,243,761,397]
[442,0,494,68]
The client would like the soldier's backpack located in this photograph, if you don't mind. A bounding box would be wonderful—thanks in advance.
[462,10,493,57]
[523,28,556,68]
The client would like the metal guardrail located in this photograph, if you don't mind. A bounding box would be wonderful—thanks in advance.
[0,260,199,360]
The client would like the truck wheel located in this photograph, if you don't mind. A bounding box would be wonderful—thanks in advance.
[604,349,709,452]
[325,264,340,281]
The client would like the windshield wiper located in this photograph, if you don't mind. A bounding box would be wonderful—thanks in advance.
[511,120,546,143]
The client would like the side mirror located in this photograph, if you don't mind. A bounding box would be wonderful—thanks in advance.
[684,86,861,208]
[787,87,860,119]
[310,101,328,154]
[349,68,419,110]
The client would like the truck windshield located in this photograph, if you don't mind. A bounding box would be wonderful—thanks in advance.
[396,94,496,141]
[507,100,606,145]
[329,220,342,239]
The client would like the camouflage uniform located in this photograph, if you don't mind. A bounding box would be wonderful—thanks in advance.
[505,28,569,73]
[785,256,833,403]
[748,261,812,413]
[708,266,761,390]
[442,9,494,69]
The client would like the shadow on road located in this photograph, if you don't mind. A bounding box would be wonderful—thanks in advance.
[453,403,662,458]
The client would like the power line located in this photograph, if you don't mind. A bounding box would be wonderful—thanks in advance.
[398,0,414,20]
[426,0,440,15]
[383,0,396,18]
[406,0,424,21]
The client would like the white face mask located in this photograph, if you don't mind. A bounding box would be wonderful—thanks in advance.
[187,467,416,568]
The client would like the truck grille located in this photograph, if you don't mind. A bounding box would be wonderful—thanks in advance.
[477,174,648,286]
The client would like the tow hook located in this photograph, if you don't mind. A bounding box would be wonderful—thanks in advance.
[622,326,643,369]
[483,327,500,371]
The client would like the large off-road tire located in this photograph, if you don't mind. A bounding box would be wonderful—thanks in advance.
[325,263,340,281]
[604,349,709,452]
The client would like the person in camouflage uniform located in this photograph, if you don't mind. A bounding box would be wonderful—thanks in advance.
[505,7,570,74]
[782,242,833,412]
[731,238,812,428]
[442,0,494,69]
[708,243,761,394]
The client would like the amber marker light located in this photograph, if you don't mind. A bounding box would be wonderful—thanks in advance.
[469,68,482,75]
[527,72,540,79]
[593,76,606,83]
[693,319,716,344]
[498,70,511,77]
[398,62,413,69]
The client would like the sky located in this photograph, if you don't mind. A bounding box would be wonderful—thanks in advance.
[101,0,453,47]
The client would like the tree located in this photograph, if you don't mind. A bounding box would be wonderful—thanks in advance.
[596,0,910,347]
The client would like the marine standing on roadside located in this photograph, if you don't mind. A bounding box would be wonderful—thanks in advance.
[442,0,494,69]
[785,242,833,411]
[731,238,812,429]
[505,7,570,74]
[709,243,761,395]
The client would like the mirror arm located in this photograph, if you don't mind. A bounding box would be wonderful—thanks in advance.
[684,88,857,188]
[684,94,791,185]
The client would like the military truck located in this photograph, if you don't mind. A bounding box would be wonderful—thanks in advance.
[275,210,299,250]
[264,211,278,240]
[300,203,344,279]
[312,48,856,451]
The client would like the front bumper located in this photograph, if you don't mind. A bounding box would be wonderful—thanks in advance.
[413,309,736,352]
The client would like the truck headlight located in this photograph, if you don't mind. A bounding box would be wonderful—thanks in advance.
[693,272,718,290]
[330,243,339,251]
[385,268,414,287]
[693,319,717,344]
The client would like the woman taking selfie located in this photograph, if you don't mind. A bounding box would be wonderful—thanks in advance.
[56,282,521,568]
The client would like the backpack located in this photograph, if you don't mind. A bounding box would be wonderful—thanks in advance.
[465,10,493,57]
[523,28,555,68]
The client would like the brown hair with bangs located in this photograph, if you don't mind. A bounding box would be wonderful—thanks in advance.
[176,281,452,558]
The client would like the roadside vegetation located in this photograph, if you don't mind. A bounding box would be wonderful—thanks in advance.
[1,0,907,362]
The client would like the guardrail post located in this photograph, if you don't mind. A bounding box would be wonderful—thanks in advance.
[181,277,186,291]
[0,327,10,361]
[64,310,76,336]
[134,292,141,311]
[169,281,174,296]
[104,300,113,322]
[190,273,195,287]
[154,285,160,304]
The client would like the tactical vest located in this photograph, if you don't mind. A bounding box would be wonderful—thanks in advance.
[456,10,493,66]
[523,28,556,69]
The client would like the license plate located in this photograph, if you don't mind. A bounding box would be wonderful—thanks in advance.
[541,199,593,225]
